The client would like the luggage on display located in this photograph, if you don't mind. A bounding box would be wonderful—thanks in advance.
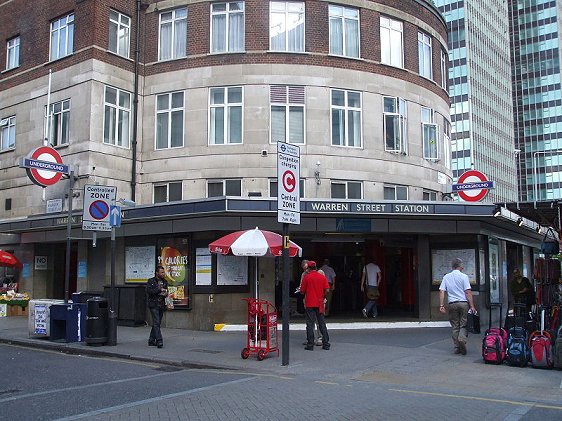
[482,304,507,365]
[506,326,530,367]
[529,309,554,369]
[504,303,527,331]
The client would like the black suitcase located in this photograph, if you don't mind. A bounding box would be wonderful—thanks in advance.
[505,303,527,331]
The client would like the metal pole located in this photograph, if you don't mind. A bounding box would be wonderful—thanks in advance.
[64,170,74,304]
[107,227,117,346]
[281,223,290,366]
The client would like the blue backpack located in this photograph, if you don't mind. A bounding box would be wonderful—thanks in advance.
[506,327,530,367]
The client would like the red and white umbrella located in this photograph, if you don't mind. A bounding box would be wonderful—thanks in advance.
[209,227,302,257]
[0,250,22,270]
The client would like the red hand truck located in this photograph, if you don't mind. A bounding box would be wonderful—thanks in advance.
[241,298,279,361]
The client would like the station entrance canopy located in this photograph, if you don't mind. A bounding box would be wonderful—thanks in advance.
[503,201,561,232]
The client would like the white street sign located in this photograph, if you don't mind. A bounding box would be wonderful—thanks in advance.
[82,184,117,231]
[277,142,300,224]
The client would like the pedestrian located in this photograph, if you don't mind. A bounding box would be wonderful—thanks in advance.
[510,268,534,314]
[298,259,322,346]
[146,265,168,348]
[361,257,382,318]
[439,258,477,355]
[300,261,330,350]
[319,259,336,317]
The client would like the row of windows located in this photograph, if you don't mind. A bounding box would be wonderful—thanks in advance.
[0,86,445,162]
[4,2,443,84]
[154,179,437,202]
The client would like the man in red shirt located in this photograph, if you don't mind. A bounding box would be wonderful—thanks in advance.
[300,261,330,350]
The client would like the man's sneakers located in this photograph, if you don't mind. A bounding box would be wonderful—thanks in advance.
[362,308,368,318]
[458,341,467,355]
[148,339,157,347]
[304,344,314,351]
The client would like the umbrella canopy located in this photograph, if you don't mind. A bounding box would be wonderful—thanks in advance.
[0,250,22,270]
[209,227,302,257]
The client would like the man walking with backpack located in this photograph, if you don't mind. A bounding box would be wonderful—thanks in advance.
[439,258,477,355]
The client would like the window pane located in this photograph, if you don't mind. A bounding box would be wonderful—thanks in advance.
[397,186,408,200]
[106,87,117,105]
[385,114,398,150]
[288,106,304,143]
[211,89,225,104]
[171,110,183,147]
[345,19,359,57]
[348,92,360,108]
[229,12,244,51]
[211,107,225,144]
[104,107,116,144]
[332,90,344,106]
[172,92,184,108]
[212,15,226,52]
[160,22,172,60]
[332,109,344,145]
[225,179,241,196]
[229,106,242,143]
[154,185,167,203]
[348,110,360,147]
[208,182,223,197]
[348,182,361,199]
[228,87,242,103]
[271,105,286,143]
[109,21,118,53]
[157,95,169,111]
[156,113,169,149]
[174,19,187,57]
[329,19,343,55]
[331,183,346,199]
[383,187,395,200]
[169,183,182,201]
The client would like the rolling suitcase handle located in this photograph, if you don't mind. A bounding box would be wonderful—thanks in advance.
[489,303,502,330]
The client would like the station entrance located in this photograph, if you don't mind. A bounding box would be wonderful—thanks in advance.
[278,239,417,320]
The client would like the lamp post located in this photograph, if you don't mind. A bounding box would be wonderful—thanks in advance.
[107,198,136,346]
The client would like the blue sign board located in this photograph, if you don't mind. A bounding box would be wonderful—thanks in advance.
[21,158,69,175]
[110,206,121,227]
[452,181,495,192]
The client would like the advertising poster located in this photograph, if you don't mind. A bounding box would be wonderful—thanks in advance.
[158,238,190,308]
[195,248,212,286]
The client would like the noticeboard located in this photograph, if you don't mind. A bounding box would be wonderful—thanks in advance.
[125,246,155,283]
[431,248,476,286]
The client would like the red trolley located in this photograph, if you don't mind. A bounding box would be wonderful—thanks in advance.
[241,298,279,361]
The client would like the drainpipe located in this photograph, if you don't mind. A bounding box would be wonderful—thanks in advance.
[131,0,142,201]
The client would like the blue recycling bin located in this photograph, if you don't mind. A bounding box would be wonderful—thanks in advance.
[49,303,87,343]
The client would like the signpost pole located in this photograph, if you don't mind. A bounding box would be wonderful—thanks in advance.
[107,226,117,346]
[282,222,289,366]
[64,170,74,304]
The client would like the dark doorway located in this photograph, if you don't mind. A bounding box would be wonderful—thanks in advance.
[52,243,78,300]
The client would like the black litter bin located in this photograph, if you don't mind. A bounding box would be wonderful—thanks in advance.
[86,297,108,346]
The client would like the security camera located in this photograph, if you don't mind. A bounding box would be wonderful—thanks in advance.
[261,150,268,157]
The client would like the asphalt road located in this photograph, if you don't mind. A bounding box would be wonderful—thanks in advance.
[2,343,562,420]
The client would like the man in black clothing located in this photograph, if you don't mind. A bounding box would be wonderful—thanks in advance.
[146,265,168,348]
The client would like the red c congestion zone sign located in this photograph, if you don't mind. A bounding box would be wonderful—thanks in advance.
[20,146,69,187]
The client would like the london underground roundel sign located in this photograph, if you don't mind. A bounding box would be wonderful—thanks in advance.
[455,170,493,202]
[24,146,67,187]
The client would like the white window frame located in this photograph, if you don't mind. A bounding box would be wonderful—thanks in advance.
[6,36,20,70]
[158,7,187,61]
[380,16,403,68]
[331,89,362,148]
[109,10,131,58]
[330,180,362,199]
[384,184,408,200]
[270,85,305,144]
[207,179,242,197]
[269,178,305,198]
[422,107,438,161]
[383,96,407,154]
[209,86,243,145]
[443,120,452,170]
[210,2,245,53]
[0,116,16,151]
[50,13,74,61]
[153,181,183,203]
[329,5,359,58]
[418,31,432,79]
[45,99,70,147]
[103,86,131,148]
[440,49,447,90]
[269,1,305,52]
[155,91,185,150]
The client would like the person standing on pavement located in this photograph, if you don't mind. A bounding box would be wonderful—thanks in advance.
[439,258,477,355]
[300,261,330,350]
[361,257,382,318]
[146,265,168,348]
[319,259,336,317]
[510,268,534,314]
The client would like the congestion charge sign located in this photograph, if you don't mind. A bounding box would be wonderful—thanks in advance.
[452,170,495,202]
[277,142,300,224]
[82,184,117,231]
